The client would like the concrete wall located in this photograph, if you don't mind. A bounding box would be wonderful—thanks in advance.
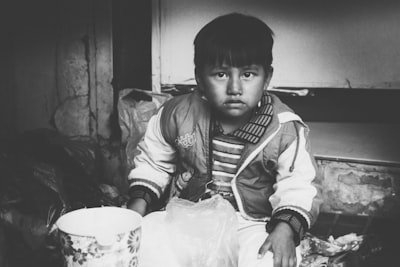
[154,0,400,89]
[1,0,113,140]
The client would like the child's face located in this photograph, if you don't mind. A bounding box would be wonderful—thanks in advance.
[197,64,271,121]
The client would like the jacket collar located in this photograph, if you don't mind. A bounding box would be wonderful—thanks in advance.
[229,91,273,144]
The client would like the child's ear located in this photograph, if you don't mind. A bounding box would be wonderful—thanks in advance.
[267,66,274,81]
[264,67,274,89]
[195,69,203,90]
[195,71,208,99]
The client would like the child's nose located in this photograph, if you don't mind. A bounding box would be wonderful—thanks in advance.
[227,76,242,95]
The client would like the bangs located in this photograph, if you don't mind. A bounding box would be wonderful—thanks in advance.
[202,38,272,68]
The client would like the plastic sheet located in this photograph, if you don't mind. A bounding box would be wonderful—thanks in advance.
[0,129,122,266]
[165,195,239,267]
[117,88,171,170]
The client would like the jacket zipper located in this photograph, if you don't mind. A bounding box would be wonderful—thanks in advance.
[206,115,214,193]
[231,124,282,221]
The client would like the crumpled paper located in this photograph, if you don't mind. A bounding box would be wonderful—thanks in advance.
[300,233,364,267]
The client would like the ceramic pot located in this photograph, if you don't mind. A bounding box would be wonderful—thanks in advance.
[55,206,142,267]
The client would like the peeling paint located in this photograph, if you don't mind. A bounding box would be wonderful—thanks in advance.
[338,172,360,185]
[317,159,400,218]
[359,174,392,188]
[54,95,90,137]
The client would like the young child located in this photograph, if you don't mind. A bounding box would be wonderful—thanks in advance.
[127,13,322,267]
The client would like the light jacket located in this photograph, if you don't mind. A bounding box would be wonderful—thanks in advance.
[129,90,322,239]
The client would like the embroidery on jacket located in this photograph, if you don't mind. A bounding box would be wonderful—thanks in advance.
[175,132,196,149]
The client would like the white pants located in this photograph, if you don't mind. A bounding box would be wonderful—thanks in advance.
[138,211,301,267]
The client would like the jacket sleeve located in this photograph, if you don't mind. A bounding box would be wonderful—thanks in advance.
[128,107,177,201]
[267,122,322,245]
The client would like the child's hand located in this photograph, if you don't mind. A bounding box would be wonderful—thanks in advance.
[257,222,297,267]
[127,198,148,216]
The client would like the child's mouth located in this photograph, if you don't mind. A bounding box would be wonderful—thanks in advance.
[224,100,244,108]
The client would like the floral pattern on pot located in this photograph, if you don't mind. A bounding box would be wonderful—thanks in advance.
[59,231,105,264]
[129,256,139,267]
[59,227,141,267]
[127,229,141,254]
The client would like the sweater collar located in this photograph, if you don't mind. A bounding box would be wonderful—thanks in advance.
[214,91,274,144]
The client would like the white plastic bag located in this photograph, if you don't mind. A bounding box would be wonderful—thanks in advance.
[117,88,171,170]
[165,195,239,267]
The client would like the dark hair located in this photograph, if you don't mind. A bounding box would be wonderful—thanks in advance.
[194,13,274,73]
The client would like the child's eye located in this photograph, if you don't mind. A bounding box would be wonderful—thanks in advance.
[242,72,255,79]
[215,72,227,79]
